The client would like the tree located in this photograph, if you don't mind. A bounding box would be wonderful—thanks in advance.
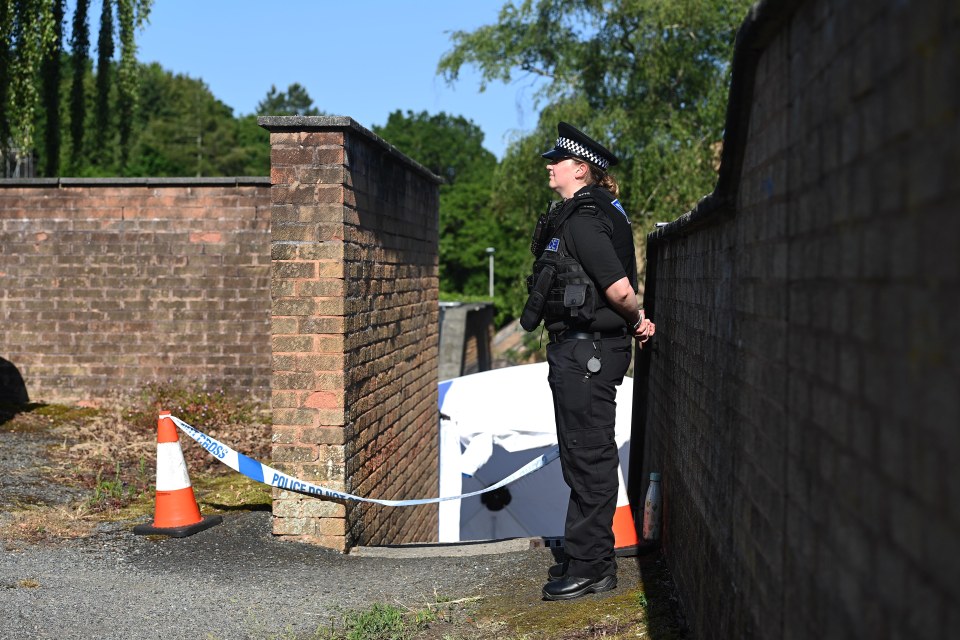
[116,0,152,170]
[0,0,58,176]
[93,0,114,168]
[0,1,12,166]
[125,63,267,177]
[373,110,505,301]
[438,0,752,316]
[68,0,90,172]
[255,82,322,116]
[39,0,64,176]
[5,1,258,178]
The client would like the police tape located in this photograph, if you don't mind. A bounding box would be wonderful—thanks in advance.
[168,415,560,506]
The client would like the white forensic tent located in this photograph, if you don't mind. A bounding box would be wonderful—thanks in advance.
[438,362,633,542]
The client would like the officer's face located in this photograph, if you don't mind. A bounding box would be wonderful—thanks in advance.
[546,158,585,198]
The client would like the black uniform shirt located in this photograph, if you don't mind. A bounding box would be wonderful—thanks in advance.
[546,184,638,332]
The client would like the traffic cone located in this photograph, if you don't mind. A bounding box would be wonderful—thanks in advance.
[133,411,222,537]
[613,464,640,556]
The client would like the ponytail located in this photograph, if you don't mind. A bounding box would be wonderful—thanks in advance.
[589,165,620,199]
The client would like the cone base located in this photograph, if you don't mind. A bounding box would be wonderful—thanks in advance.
[615,539,661,557]
[133,514,223,538]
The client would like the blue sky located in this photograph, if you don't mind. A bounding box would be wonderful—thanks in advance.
[123,0,545,159]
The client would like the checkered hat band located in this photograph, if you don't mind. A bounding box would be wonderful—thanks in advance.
[556,136,608,170]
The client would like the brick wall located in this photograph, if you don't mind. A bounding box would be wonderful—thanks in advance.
[638,0,959,637]
[0,178,272,404]
[261,116,440,551]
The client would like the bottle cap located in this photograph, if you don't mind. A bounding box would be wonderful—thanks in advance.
[649,472,661,481]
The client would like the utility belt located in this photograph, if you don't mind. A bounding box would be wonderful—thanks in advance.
[548,328,629,343]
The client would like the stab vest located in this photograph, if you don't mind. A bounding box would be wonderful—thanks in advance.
[520,191,601,330]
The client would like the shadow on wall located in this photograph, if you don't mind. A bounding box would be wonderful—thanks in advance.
[0,358,30,406]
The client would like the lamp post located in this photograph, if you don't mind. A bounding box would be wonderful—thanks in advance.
[486,247,495,298]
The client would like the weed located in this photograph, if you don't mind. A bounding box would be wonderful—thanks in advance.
[2,393,687,640]
[89,462,130,506]
[341,602,407,639]
[0,385,271,527]
[126,382,266,432]
[1,504,97,544]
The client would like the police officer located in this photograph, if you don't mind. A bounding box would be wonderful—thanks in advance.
[524,122,655,601]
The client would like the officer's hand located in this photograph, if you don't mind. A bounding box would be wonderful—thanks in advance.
[633,315,656,348]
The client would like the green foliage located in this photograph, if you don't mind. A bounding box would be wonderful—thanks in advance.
[439,0,753,315]
[39,0,63,176]
[116,0,153,169]
[340,603,408,640]
[1,0,59,161]
[374,109,494,185]
[67,0,89,171]
[93,0,114,167]
[373,110,507,307]
[88,459,149,509]
[0,2,10,151]
[125,64,238,176]
[52,61,268,177]
[127,381,266,432]
[256,82,323,116]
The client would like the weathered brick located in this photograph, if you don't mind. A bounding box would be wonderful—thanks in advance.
[271,445,317,463]
[261,120,441,553]
[301,426,346,445]
[302,500,346,518]
[0,181,271,406]
[272,261,316,279]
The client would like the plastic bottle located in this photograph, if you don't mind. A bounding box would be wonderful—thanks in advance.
[642,472,662,541]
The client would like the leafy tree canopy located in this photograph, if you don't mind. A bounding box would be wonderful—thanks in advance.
[375,109,495,185]
[438,0,752,317]
[439,0,751,220]
[124,63,268,176]
[373,110,506,310]
[255,82,323,116]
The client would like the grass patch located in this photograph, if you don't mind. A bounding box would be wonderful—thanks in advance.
[477,587,648,639]
[0,385,272,542]
[1,504,100,544]
[340,602,408,639]
[286,596,484,640]
[197,474,273,513]
[0,402,100,431]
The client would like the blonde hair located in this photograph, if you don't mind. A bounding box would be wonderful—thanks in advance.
[588,164,620,199]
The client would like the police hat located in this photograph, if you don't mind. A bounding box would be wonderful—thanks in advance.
[541,122,618,170]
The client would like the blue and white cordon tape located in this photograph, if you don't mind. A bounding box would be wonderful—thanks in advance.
[169,415,559,506]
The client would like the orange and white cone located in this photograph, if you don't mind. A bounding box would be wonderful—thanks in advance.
[613,464,641,556]
[133,411,222,537]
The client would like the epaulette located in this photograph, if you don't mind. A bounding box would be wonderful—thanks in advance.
[571,190,600,215]
[589,187,631,224]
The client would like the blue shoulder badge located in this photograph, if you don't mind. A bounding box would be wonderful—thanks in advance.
[611,199,629,221]
[546,238,560,252]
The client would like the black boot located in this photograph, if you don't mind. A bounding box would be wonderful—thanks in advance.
[542,575,617,601]
[547,562,567,582]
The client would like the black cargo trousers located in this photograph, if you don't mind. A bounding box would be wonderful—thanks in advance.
[546,332,632,579]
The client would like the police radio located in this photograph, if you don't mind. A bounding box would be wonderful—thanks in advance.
[530,201,560,257]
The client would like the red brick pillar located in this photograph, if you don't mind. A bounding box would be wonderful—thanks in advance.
[259,116,441,551]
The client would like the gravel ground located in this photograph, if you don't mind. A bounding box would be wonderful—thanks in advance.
[1,510,582,640]
[0,413,666,640]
